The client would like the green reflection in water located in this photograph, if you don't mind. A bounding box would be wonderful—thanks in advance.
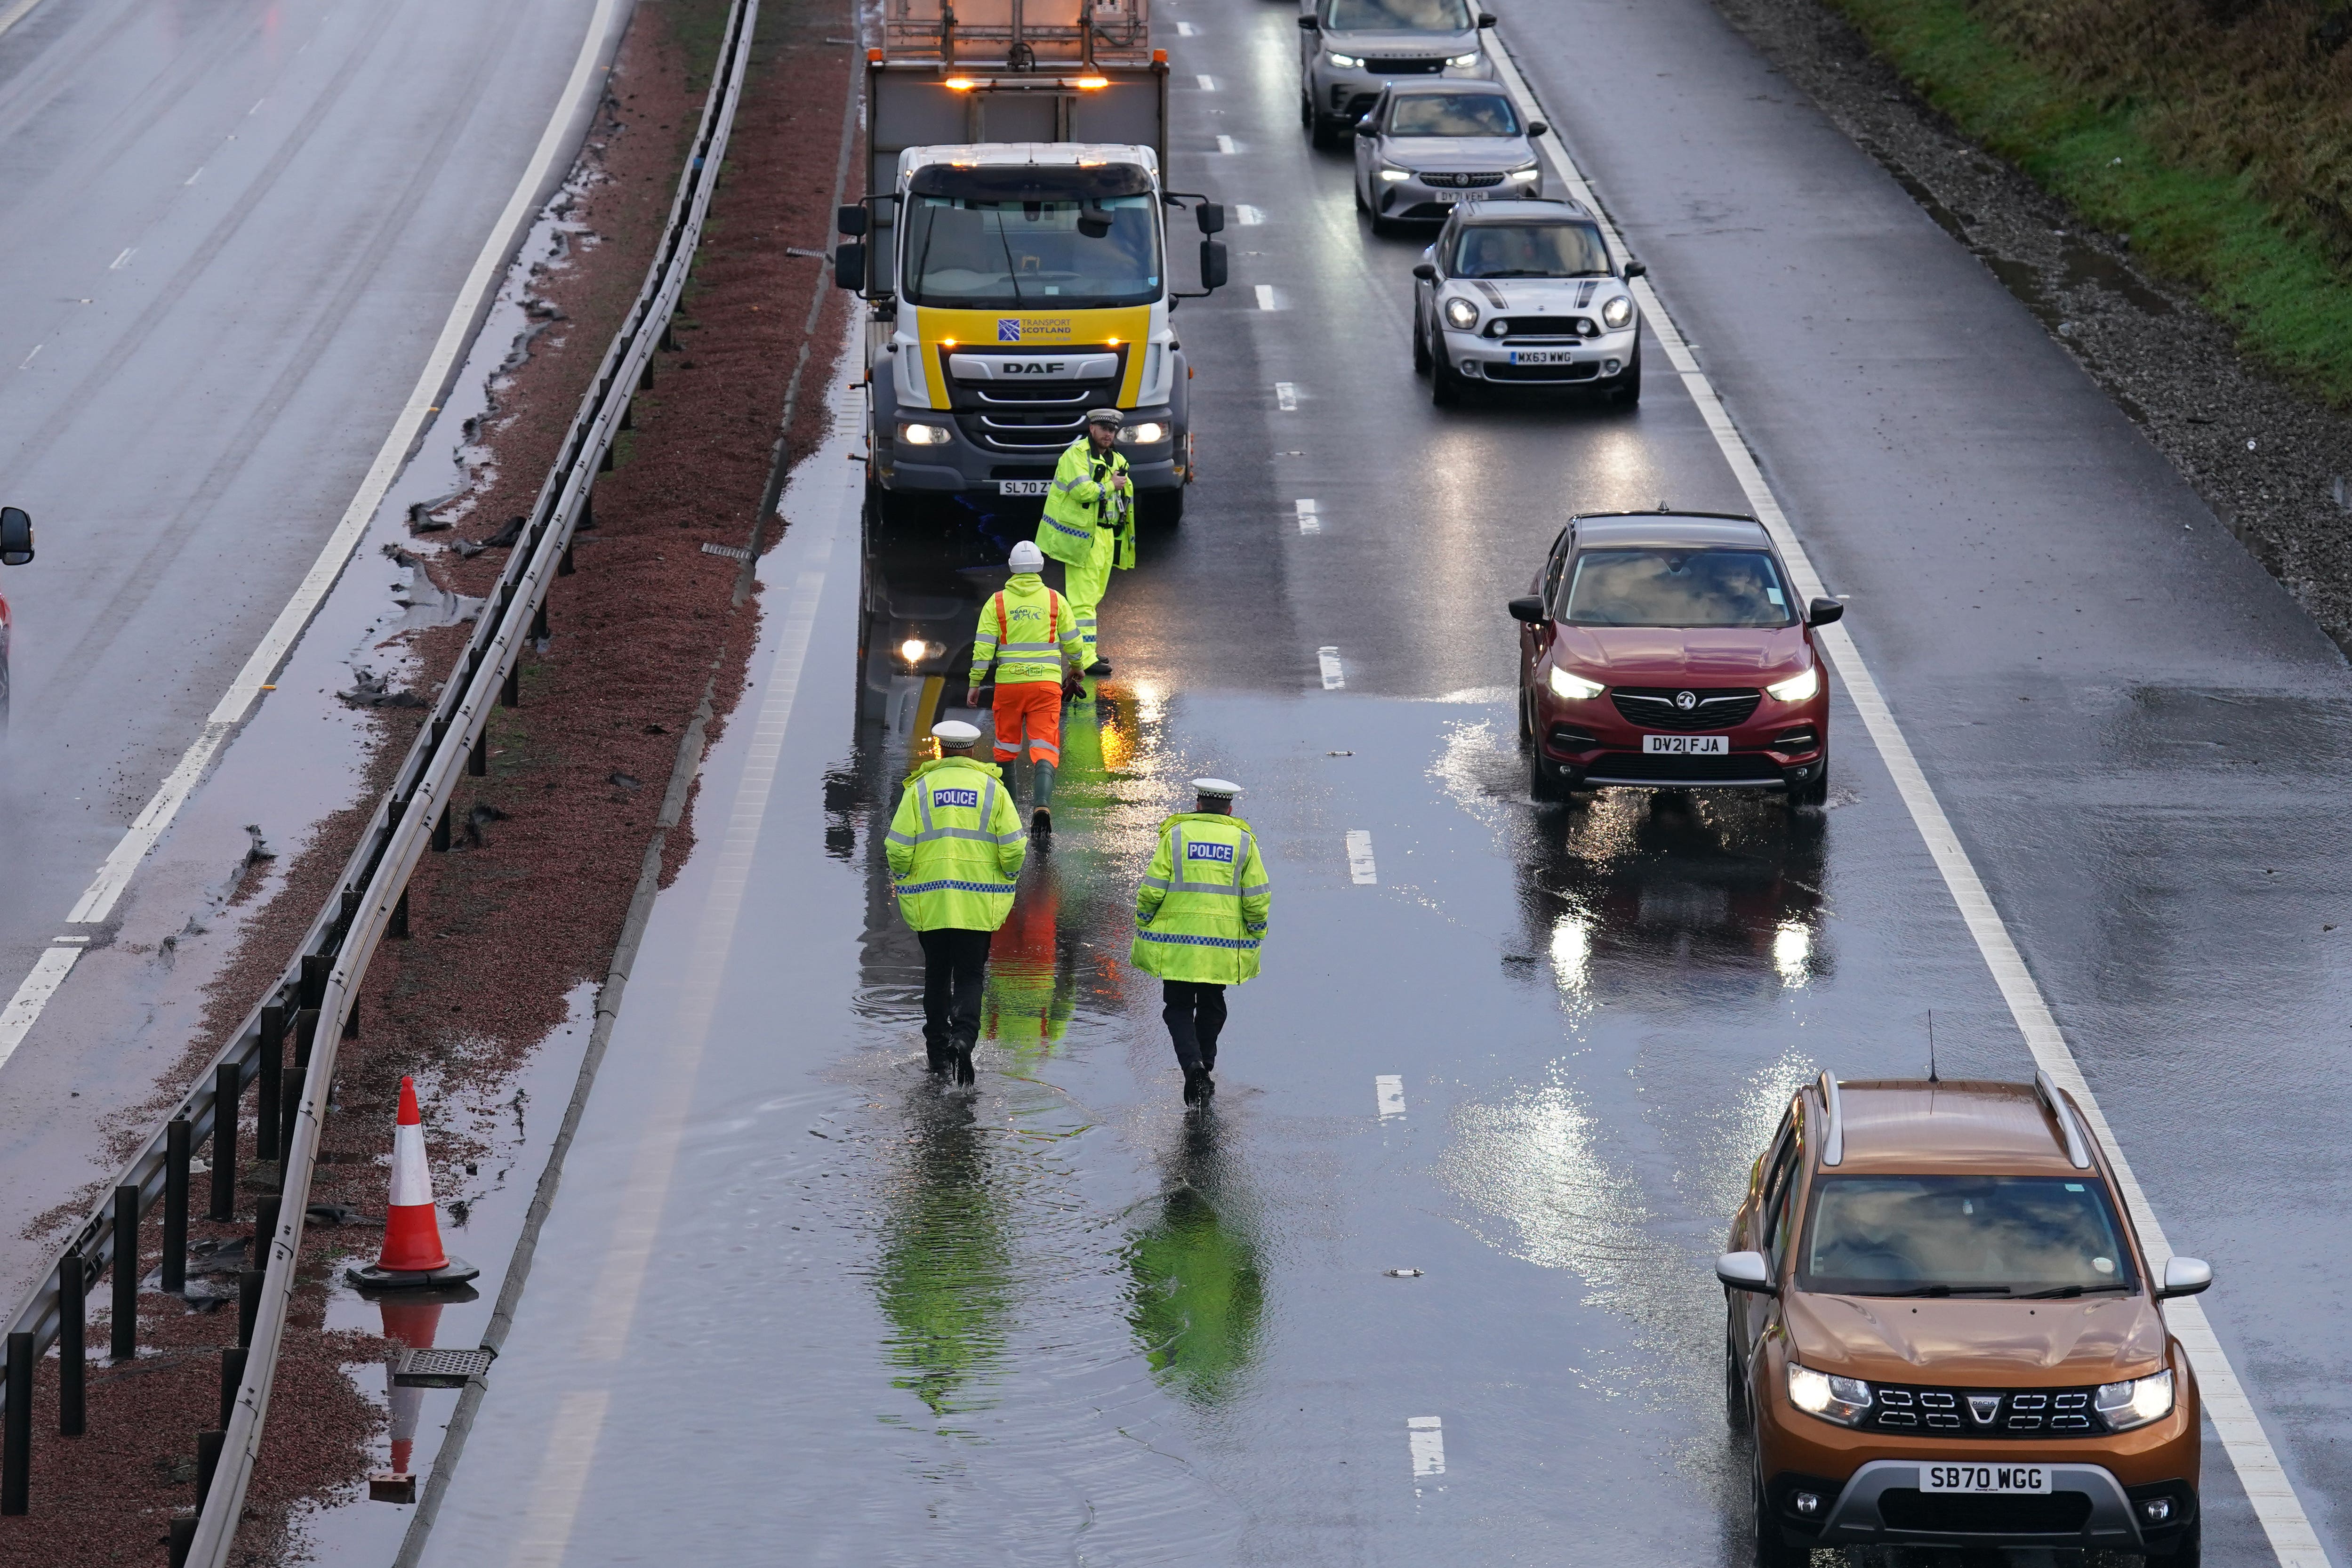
[872,1099,1015,1420]
[1125,1184,1264,1410]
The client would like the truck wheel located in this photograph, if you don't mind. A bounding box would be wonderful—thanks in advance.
[1140,486,1185,527]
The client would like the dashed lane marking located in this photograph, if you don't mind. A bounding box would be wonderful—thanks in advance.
[1215,134,1237,154]
[1294,498,1319,534]
[1376,1075,1405,1117]
[1346,829,1376,884]
[183,165,203,186]
[1196,73,1215,89]
[1274,381,1297,410]
[15,345,40,370]
[1408,1416,1445,1477]
[109,248,134,269]
[1234,204,1264,225]
[1254,283,1278,310]
[1175,19,1196,32]
[1492,34,2329,1568]
[1317,646,1344,689]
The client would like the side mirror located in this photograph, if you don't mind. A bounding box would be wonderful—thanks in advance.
[1622,259,1646,279]
[1297,13,1319,27]
[836,203,869,237]
[1716,1251,1776,1295]
[1198,239,1229,292]
[1354,115,1376,136]
[833,242,867,292]
[1805,597,1844,627]
[2157,1257,2212,1300]
[1477,11,1498,24]
[1527,121,1548,136]
[1195,201,1226,235]
[1507,595,1546,624]
[1412,262,1437,281]
[0,507,31,566]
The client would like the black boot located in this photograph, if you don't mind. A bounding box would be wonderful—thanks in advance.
[924,1039,951,1075]
[1181,1067,1207,1104]
[954,1041,977,1088]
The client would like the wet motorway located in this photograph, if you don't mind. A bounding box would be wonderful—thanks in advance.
[383,0,2352,1563]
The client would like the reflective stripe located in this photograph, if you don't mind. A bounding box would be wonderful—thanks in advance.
[1040,511,1091,541]
[1239,883,1270,896]
[999,641,1063,653]
[895,878,1019,895]
[1140,876,1172,891]
[885,829,915,846]
[995,830,1027,844]
[1135,929,1261,950]
[910,826,1002,844]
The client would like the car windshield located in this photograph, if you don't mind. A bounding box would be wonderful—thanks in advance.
[1450,223,1611,278]
[1389,94,1518,136]
[1801,1175,2139,1296]
[901,194,1161,309]
[1561,547,1793,627]
[1326,0,1472,29]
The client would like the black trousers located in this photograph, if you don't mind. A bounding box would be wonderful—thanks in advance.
[1161,980,1228,1073]
[917,927,993,1050]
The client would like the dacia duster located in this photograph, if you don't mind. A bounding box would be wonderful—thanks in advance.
[1718,1073,2212,1564]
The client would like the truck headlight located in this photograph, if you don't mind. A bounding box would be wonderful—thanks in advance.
[1443,297,1480,331]
[1447,49,1481,66]
[1115,420,1170,445]
[1766,665,1819,703]
[1505,164,1540,183]
[1379,165,1413,182]
[1548,664,1603,700]
[898,421,953,446]
[1788,1363,1873,1427]
[2096,1368,2174,1431]
[1601,295,1634,329]
[1326,50,1365,68]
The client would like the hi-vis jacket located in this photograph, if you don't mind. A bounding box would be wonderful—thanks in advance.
[1037,437,1135,571]
[886,756,1028,931]
[1130,812,1271,985]
[969,574,1085,687]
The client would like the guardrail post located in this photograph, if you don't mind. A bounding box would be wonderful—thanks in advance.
[344,997,359,1040]
[281,1067,305,1158]
[599,441,615,473]
[4,1330,30,1514]
[390,889,411,940]
[300,954,329,1011]
[502,659,521,708]
[580,491,594,532]
[196,1428,223,1505]
[257,1005,284,1161]
[619,397,634,432]
[433,803,452,853]
[237,1270,263,1349]
[660,320,680,353]
[254,1194,280,1264]
[219,1346,245,1431]
[294,1009,318,1071]
[209,1063,239,1222]
[469,728,488,777]
[163,1118,190,1292]
[638,359,655,391]
[168,1516,196,1566]
[58,1246,84,1436]
[532,598,551,642]
[110,1185,138,1362]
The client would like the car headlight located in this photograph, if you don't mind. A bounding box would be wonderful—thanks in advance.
[1442,297,1480,331]
[1115,420,1170,445]
[1326,50,1365,68]
[1446,49,1480,66]
[1505,164,1540,183]
[1379,165,1413,182]
[1766,665,1819,703]
[1548,664,1603,700]
[2096,1368,2174,1431]
[1601,295,1634,329]
[898,421,952,446]
[1788,1362,1873,1427]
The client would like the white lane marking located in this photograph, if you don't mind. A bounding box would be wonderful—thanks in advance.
[508,1388,611,1568]
[2,0,630,1077]
[1196,73,1215,90]
[1492,37,2330,1568]
[0,0,44,41]
[1175,19,1196,33]
[16,345,40,370]
[1215,134,1237,154]
[247,97,264,114]
[108,248,134,270]
[0,948,82,1074]
[1345,829,1376,884]
[1375,1074,1405,1118]
[1235,204,1265,225]
[1317,646,1344,689]
[1294,497,1319,534]
[183,166,203,186]
[1274,380,1297,410]
[1407,1416,1445,1477]
[1254,284,1278,310]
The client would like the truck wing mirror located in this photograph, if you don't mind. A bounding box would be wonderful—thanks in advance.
[1198,239,1228,293]
[834,242,867,292]
[1805,597,1843,627]
[1298,13,1319,27]
[0,506,31,566]
[1507,595,1545,624]
[1715,1251,1776,1295]
[836,203,869,237]
[1195,201,1226,235]
[1412,262,1437,281]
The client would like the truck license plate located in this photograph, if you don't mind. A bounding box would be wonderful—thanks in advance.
[996,479,1051,497]
[1920,1463,2051,1495]
[1509,350,1577,365]
[1642,735,1727,755]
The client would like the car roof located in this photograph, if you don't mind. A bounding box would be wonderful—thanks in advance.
[1825,1080,2092,1177]
[1570,512,1770,549]
[1453,197,1596,226]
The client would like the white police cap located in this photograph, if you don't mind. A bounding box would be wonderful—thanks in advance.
[932,720,982,746]
[1191,777,1242,798]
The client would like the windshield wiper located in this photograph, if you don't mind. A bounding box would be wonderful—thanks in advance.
[2015,1282,2134,1299]
[1851,1284,2016,1298]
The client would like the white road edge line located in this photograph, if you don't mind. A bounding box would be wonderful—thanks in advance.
[1345,828,1376,884]
[1317,646,1344,690]
[1407,1415,1445,1477]
[0,0,44,41]
[1375,1073,1405,1118]
[0,0,627,1082]
[1491,37,2330,1568]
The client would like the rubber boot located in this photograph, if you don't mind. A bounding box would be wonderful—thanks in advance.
[954,1039,977,1088]
[1031,761,1055,837]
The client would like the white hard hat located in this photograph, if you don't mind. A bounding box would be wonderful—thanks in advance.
[1008,540,1045,572]
[1191,777,1242,798]
[932,720,982,747]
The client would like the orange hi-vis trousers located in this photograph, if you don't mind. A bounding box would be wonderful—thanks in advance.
[991,681,1062,766]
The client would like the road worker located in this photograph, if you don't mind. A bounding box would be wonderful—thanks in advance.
[885,720,1028,1086]
[1130,779,1270,1105]
[1034,409,1133,677]
[968,539,1085,836]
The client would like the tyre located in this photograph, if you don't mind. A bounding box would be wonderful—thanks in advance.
[2168,1514,2203,1567]
[1516,685,1533,746]
[1530,746,1568,802]
[1354,177,1369,214]
[1787,746,1828,809]
[1431,354,1464,407]
[1300,92,1314,129]
[1140,485,1185,526]
[1369,212,1397,238]
[1612,342,1643,406]
[1310,115,1341,150]
[1725,1324,1751,1434]
[1752,1466,1812,1568]
[1412,310,1434,375]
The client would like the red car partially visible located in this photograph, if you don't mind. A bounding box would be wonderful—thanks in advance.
[1510,511,1838,804]
[0,505,35,727]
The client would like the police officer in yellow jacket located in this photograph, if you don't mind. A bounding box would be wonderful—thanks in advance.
[1131,779,1270,1104]
[1034,410,1134,676]
[886,721,1028,1085]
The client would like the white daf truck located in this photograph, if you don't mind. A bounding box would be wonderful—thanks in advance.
[832,0,1227,523]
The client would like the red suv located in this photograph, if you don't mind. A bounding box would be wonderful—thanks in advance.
[1509,511,1836,804]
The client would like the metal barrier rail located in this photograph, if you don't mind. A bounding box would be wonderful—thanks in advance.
[0,0,761,1552]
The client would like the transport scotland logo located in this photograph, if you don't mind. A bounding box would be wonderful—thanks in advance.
[997,318,1021,342]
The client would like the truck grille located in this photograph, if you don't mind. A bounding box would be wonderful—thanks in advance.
[942,346,1125,455]
[1610,687,1761,730]
[1865,1382,2109,1437]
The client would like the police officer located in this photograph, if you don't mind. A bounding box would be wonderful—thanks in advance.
[967,539,1085,836]
[885,720,1028,1086]
[1035,409,1133,676]
[1131,779,1271,1104]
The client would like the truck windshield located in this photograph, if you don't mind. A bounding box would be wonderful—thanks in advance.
[1451,222,1612,278]
[1326,0,1473,28]
[902,195,1162,310]
[1801,1175,2139,1297]
[1562,548,1793,627]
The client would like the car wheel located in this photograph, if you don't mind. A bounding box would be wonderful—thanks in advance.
[1412,310,1433,375]
[1300,92,1314,129]
[1354,177,1369,213]
[1530,747,1569,803]
[1309,114,1341,151]
[1431,354,1464,407]
[2166,1514,2203,1566]
[1788,746,1829,809]
[1612,342,1643,406]
[1370,212,1398,238]
[1724,1321,1750,1434]
[1752,1465,1811,1568]
[1516,685,1533,746]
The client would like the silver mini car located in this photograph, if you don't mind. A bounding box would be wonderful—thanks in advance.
[1298,0,1498,151]
[1353,80,1544,234]
[1410,199,1646,405]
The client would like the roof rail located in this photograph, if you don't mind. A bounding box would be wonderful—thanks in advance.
[2033,1069,2094,1170]
[1817,1070,1844,1166]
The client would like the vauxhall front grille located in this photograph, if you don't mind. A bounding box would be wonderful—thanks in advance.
[1421,171,1506,188]
[1610,687,1762,731]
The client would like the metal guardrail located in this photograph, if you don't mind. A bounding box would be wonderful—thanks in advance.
[0,0,761,1553]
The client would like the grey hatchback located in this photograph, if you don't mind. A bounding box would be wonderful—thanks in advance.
[1353,81,1544,234]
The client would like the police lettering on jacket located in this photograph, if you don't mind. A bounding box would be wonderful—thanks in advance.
[1186,842,1235,863]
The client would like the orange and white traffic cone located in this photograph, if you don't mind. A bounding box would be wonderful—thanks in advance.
[368,1298,443,1504]
[347,1077,478,1290]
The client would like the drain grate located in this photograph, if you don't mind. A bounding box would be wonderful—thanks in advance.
[391,1347,496,1388]
[700,541,752,561]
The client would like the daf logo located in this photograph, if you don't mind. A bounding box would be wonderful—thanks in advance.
[1674,690,1698,711]
[1967,1395,2002,1427]
[1002,360,1067,375]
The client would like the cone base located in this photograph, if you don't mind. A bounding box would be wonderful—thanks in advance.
[347,1255,480,1292]
[369,1472,419,1505]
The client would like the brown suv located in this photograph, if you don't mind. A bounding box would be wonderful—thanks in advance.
[1718,1073,2213,1565]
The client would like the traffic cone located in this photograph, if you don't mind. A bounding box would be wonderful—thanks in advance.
[368,1298,443,1504]
[347,1077,478,1290]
